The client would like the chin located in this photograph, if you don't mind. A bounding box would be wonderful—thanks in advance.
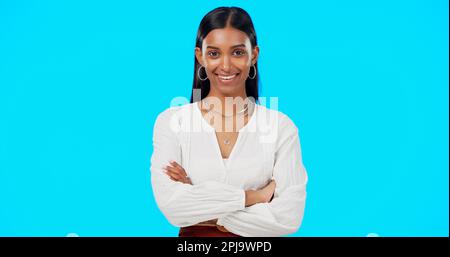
[215,82,244,94]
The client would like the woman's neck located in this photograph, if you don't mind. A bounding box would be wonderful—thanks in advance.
[203,91,249,116]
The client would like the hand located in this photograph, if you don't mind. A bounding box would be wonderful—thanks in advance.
[163,160,192,185]
[258,179,276,203]
[244,179,276,207]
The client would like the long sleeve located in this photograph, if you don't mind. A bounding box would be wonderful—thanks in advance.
[150,107,246,228]
[216,114,308,237]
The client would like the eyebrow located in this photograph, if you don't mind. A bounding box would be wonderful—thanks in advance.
[206,44,246,50]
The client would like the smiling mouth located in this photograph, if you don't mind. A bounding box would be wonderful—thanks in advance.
[216,73,239,82]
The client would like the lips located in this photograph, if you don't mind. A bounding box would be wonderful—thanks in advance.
[216,73,239,83]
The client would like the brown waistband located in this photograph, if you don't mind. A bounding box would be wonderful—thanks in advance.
[179,225,241,237]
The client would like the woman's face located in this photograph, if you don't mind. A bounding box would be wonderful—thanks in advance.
[195,26,259,96]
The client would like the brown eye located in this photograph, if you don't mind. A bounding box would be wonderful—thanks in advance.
[233,49,246,56]
[208,51,219,58]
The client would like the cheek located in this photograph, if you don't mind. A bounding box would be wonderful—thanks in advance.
[238,64,252,77]
[234,57,250,67]
[204,60,220,73]
[235,57,251,70]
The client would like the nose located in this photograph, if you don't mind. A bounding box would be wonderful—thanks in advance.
[220,55,231,72]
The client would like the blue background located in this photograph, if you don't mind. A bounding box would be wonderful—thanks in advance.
[0,0,448,237]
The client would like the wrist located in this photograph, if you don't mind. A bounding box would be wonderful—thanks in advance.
[245,190,261,207]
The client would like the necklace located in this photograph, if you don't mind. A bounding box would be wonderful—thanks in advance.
[202,99,250,118]
[200,99,255,146]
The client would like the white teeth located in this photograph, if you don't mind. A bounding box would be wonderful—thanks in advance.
[218,74,237,80]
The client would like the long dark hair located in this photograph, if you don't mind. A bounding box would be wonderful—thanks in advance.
[190,7,259,103]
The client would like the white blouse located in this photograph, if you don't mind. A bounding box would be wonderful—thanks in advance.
[150,102,308,237]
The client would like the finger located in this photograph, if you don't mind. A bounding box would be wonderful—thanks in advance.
[165,170,183,181]
[162,166,182,180]
[164,165,190,184]
[168,175,178,182]
[167,167,189,182]
[169,160,183,169]
[165,165,184,177]
[168,166,187,177]
[169,161,188,177]
[167,171,191,185]
[168,171,183,181]
[163,169,177,179]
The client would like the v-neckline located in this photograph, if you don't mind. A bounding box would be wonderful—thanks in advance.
[194,101,258,169]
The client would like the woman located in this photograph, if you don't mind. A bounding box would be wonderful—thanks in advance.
[150,6,308,237]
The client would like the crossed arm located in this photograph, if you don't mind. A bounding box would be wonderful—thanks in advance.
[164,160,276,207]
[150,109,308,236]
[163,160,276,232]
[153,151,307,237]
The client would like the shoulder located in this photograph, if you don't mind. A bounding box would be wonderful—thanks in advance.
[256,104,299,134]
[153,103,195,131]
[253,104,300,146]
